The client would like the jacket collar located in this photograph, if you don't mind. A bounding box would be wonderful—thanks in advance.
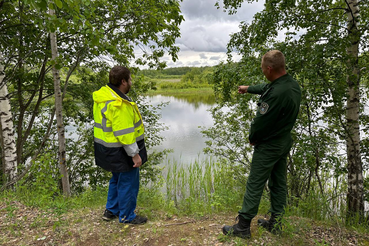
[107,83,132,102]
[271,73,289,84]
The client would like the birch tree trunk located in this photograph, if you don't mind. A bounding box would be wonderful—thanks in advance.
[0,52,17,185]
[49,8,71,196]
[345,0,364,222]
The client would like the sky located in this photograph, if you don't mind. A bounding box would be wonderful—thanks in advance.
[162,0,265,68]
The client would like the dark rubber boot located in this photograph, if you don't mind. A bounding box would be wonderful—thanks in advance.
[222,215,251,239]
[257,213,282,234]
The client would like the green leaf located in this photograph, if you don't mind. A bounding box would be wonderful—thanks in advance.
[55,63,63,70]
[55,0,63,9]
[39,0,48,10]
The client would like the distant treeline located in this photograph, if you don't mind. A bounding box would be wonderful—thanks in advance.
[139,66,214,86]
[139,66,211,77]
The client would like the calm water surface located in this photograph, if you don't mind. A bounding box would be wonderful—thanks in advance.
[145,94,215,164]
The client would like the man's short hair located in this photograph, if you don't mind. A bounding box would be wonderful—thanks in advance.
[262,50,286,72]
[109,66,131,86]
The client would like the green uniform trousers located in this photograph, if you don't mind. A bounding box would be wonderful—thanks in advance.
[239,135,292,220]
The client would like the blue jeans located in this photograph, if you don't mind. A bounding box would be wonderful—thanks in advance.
[106,168,139,222]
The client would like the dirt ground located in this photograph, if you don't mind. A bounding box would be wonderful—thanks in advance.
[1,200,369,246]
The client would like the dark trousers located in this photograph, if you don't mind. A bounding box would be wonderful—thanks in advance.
[106,168,140,223]
[239,136,292,220]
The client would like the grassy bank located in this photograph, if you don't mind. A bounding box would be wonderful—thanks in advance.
[1,160,369,245]
[147,87,213,96]
[146,81,213,98]
[144,80,215,105]
[142,75,213,96]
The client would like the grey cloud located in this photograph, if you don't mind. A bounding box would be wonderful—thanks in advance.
[199,53,208,59]
[210,56,221,60]
[180,0,264,22]
[172,0,265,55]
[155,0,266,68]
[176,20,237,52]
[188,60,201,66]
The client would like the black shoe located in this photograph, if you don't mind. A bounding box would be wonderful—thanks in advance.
[128,215,147,225]
[222,215,251,239]
[102,209,118,221]
[257,213,282,234]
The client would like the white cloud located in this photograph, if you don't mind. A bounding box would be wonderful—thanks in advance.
[166,50,242,67]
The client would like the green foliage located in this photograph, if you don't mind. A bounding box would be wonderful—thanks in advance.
[139,67,214,92]
[201,61,262,181]
[69,186,108,209]
[1,185,107,214]
[137,178,173,219]
[17,153,60,207]
[180,67,213,84]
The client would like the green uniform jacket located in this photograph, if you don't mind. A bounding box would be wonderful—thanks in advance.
[247,74,301,145]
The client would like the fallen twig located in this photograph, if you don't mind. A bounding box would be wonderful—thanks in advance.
[164,221,195,226]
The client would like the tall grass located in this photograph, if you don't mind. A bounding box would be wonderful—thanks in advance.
[139,157,366,229]
[0,184,108,214]
[163,159,245,215]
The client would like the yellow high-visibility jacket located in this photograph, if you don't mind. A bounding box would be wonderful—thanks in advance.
[93,84,147,172]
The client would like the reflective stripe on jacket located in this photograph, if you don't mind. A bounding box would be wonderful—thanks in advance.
[93,84,147,172]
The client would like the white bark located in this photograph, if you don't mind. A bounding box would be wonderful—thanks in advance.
[0,52,17,183]
[49,8,71,196]
[345,0,364,219]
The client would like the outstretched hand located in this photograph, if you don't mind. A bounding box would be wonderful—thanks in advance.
[238,85,249,94]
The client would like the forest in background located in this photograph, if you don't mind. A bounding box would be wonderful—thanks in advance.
[138,66,214,93]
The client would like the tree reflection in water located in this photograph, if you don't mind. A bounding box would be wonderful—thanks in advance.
[145,95,215,165]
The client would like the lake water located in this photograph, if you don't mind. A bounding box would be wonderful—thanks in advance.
[144,94,215,165]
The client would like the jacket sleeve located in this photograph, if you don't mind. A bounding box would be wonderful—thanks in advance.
[123,142,139,157]
[247,83,268,95]
[249,92,285,144]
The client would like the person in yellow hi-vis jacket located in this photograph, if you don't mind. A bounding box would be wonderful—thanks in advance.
[93,66,147,224]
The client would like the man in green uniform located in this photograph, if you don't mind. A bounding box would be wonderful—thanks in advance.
[222,50,301,238]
